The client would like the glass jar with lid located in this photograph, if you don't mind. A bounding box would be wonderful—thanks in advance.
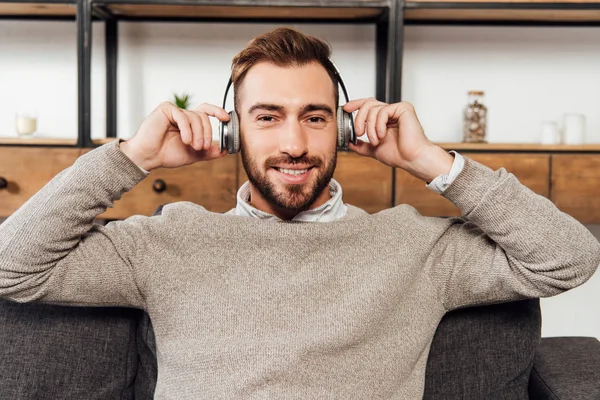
[463,91,487,143]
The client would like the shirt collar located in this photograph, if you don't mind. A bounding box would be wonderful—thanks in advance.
[234,179,347,222]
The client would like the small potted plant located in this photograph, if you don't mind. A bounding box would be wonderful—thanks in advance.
[173,93,192,110]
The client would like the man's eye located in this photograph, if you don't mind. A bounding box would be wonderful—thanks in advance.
[258,116,274,122]
[308,117,325,123]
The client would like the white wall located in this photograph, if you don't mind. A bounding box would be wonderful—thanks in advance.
[542,225,600,339]
[1,21,599,338]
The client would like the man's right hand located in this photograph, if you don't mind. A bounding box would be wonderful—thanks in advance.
[120,102,231,171]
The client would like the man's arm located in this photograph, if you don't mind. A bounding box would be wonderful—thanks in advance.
[0,102,230,308]
[342,98,600,310]
[0,140,150,307]
[425,156,600,311]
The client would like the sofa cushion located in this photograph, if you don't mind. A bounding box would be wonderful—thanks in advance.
[424,299,541,399]
[0,299,144,400]
[529,337,600,399]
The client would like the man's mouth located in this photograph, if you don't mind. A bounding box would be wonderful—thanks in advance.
[274,167,312,176]
[271,166,314,183]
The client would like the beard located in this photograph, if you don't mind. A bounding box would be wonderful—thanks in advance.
[241,143,337,212]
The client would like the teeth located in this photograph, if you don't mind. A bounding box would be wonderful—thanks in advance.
[278,168,308,176]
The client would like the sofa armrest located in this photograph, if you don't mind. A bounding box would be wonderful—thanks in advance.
[529,337,600,400]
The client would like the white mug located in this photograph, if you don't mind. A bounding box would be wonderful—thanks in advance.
[540,121,560,145]
[562,113,586,145]
[15,112,38,136]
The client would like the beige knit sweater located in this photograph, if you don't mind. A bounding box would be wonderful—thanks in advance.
[1,140,598,399]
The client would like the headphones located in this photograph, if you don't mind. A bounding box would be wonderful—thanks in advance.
[218,61,356,154]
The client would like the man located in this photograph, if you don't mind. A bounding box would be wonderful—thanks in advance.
[0,28,598,399]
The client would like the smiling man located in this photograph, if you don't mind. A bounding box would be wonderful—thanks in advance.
[1,28,599,399]
[236,61,340,220]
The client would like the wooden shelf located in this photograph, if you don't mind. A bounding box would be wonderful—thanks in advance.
[406,9,600,22]
[408,0,600,3]
[404,1,600,23]
[437,142,600,152]
[0,2,76,17]
[4,137,599,153]
[92,138,118,145]
[0,137,77,146]
[97,0,388,21]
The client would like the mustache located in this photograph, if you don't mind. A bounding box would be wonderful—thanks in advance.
[265,155,323,168]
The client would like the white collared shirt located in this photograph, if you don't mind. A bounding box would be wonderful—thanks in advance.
[233,179,348,222]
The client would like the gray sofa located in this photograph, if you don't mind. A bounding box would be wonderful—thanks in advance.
[1,297,598,399]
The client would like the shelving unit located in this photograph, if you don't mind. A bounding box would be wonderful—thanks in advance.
[4,0,599,147]
[396,1,600,215]
[2,0,600,221]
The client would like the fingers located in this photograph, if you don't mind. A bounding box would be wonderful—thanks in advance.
[199,112,213,151]
[192,103,230,122]
[366,105,384,146]
[188,144,229,163]
[343,98,371,113]
[178,108,216,151]
[183,110,204,150]
[348,140,376,158]
[171,107,193,146]
[346,99,415,149]
[202,145,229,160]
[351,98,386,144]
[375,105,391,141]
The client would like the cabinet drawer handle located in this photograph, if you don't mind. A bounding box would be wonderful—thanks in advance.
[0,177,7,190]
[152,179,167,193]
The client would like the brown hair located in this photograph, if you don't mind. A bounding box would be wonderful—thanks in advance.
[231,27,339,111]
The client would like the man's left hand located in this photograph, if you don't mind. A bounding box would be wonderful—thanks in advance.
[344,98,454,183]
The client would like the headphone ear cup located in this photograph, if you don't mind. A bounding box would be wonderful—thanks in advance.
[229,111,240,154]
[219,111,241,154]
[336,106,346,150]
[336,106,355,150]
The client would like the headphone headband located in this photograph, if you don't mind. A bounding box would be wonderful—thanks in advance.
[222,77,233,110]
[222,60,350,111]
[327,59,351,105]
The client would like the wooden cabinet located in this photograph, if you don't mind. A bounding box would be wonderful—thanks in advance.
[97,156,237,220]
[333,152,393,213]
[395,153,551,217]
[551,154,600,224]
[0,147,80,216]
[3,148,600,224]
[237,152,393,214]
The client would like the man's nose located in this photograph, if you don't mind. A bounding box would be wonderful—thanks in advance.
[279,120,308,158]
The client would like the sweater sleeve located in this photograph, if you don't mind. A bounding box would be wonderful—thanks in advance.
[0,140,150,309]
[425,156,600,311]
